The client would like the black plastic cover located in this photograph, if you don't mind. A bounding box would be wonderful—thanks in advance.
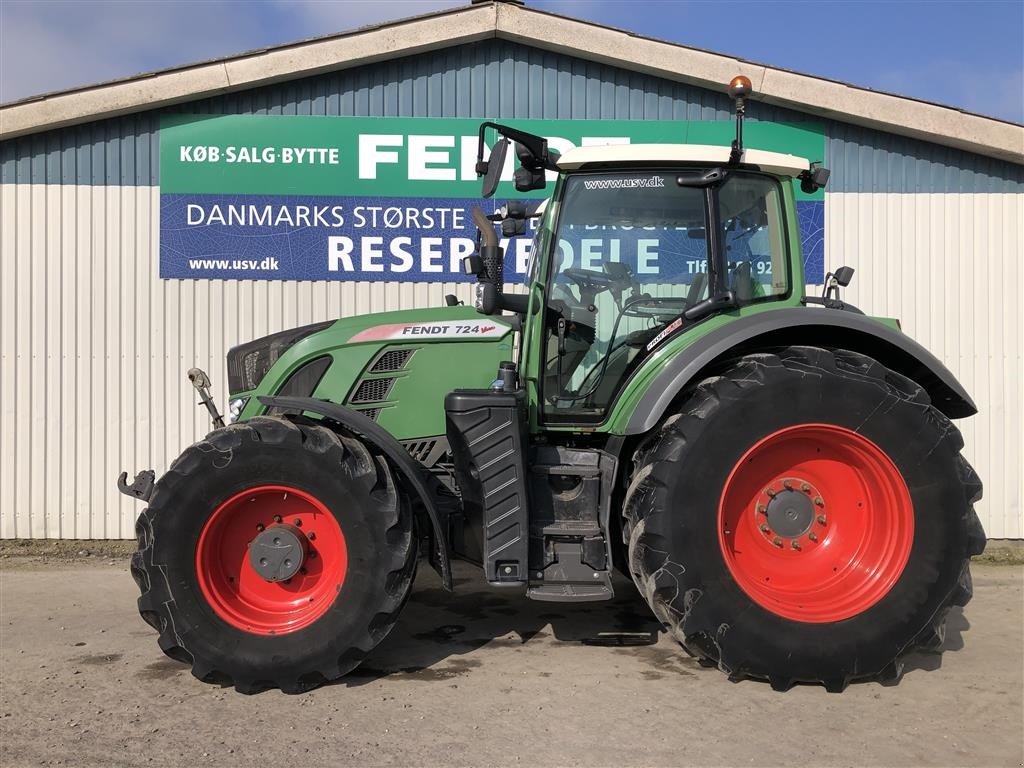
[445,389,529,584]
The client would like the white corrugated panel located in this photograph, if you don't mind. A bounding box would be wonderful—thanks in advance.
[0,184,1021,538]
[0,184,480,539]
[827,192,1023,539]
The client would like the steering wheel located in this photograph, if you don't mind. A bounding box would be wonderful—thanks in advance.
[563,268,616,295]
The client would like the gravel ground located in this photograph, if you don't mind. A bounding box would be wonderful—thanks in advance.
[1,557,1021,768]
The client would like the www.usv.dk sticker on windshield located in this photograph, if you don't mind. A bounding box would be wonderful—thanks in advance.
[582,175,666,190]
[646,318,683,352]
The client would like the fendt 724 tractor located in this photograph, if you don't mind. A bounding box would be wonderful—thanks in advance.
[121,76,985,694]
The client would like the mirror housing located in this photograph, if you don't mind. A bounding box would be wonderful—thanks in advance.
[481,138,509,198]
[833,266,855,287]
[799,162,831,194]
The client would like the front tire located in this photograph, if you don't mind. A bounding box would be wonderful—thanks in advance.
[623,346,985,691]
[131,417,416,693]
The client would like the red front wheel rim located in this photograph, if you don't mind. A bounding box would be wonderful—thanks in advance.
[718,424,914,623]
[195,485,347,635]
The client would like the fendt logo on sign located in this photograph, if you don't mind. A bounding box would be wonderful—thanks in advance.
[158,115,825,283]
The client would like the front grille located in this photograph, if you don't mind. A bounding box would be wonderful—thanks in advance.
[370,349,414,372]
[350,377,395,403]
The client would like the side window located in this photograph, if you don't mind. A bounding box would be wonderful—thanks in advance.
[719,175,788,302]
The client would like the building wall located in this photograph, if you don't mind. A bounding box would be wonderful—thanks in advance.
[1,39,1021,539]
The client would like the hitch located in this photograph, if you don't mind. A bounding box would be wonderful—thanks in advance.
[187,368,225,428]
[117,469,155,502]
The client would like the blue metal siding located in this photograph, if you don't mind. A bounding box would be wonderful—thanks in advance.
[2,38,1021,192]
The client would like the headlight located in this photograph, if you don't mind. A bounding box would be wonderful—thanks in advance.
[226,321,333,394]
[227,397,249,424]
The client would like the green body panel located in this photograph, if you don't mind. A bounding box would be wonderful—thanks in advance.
[231,163,900,444]
[237,306,513,441]
[603,303,798,434]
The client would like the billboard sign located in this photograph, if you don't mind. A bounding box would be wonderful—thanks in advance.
[159,115,825,282]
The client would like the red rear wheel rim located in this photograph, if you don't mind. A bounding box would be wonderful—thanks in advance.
[195,485,347,635]
[718,424,913,623]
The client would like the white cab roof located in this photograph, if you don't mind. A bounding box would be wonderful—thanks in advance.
[556,143,811,177]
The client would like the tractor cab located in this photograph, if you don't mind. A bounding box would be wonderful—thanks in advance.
[470,76,827,425]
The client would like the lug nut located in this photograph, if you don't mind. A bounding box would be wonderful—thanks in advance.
[772,537,783,548]
[294,518,302,527]
[759,524,771,533]
[801,482,811,493]
[783,479,793,490]
[814,497,825,508]
[307,531,316,540]
[256,523,265,532]
[765,488,776,498]
[308,551,317,559]
[808,531,818,542]
[817,514,827,525]
[756,504,767,514]
[791,540,801,551]
[273,515,283,523]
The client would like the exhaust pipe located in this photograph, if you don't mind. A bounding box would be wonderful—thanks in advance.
[471,207,504,315]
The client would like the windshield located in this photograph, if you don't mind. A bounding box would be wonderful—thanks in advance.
[541,169,787,422]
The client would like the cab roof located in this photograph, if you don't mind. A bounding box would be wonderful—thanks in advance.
[556,143,811,177]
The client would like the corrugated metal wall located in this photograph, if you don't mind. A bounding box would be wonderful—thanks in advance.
[1,39,1022,538]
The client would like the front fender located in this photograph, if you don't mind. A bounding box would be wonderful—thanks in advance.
[257,395,453,590]
[618,307,976,435]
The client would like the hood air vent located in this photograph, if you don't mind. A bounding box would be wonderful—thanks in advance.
[370,349,414,372]
[351,377,395,403]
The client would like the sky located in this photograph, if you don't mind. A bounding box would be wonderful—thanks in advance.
[1,0,1022,124]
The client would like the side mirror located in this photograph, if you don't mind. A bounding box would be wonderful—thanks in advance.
[823,266,854,301]
[481,138,509,198]
[799,162,830,194]
[833,265,854,287]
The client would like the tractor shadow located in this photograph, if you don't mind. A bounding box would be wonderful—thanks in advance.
[348,561,974,689]
[885,606,970,682]
[345,560,666,686]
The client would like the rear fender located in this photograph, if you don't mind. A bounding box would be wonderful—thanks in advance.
[257,395,453,590]
[621,308,976,435]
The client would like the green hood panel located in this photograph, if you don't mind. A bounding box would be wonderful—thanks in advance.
[237,306,513,440]
[334,306,513,345]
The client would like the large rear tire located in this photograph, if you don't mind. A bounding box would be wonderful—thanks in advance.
[131,416,416,693]
[623,346,985,691]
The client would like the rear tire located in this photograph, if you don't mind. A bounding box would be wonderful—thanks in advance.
[623,346,985,691]
[131,416,416,694]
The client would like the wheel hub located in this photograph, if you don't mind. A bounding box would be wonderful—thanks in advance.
[754,477,826,550]
[248,523,308,582]
[765,489,815,538]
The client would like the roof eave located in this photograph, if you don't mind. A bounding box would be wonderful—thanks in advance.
[1,1,1021,165]
[493,4,1023,165]
[0,3,497,141]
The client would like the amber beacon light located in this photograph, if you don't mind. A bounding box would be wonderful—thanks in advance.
[727,75,753,164]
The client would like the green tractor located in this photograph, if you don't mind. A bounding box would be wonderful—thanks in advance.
[121,76,984,693]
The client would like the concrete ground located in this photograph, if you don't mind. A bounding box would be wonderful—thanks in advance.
[1,556,1021,768]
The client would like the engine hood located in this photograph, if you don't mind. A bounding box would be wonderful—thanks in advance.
[335,306,513,345]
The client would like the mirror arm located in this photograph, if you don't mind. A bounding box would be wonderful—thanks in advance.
[477,121,559,174]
